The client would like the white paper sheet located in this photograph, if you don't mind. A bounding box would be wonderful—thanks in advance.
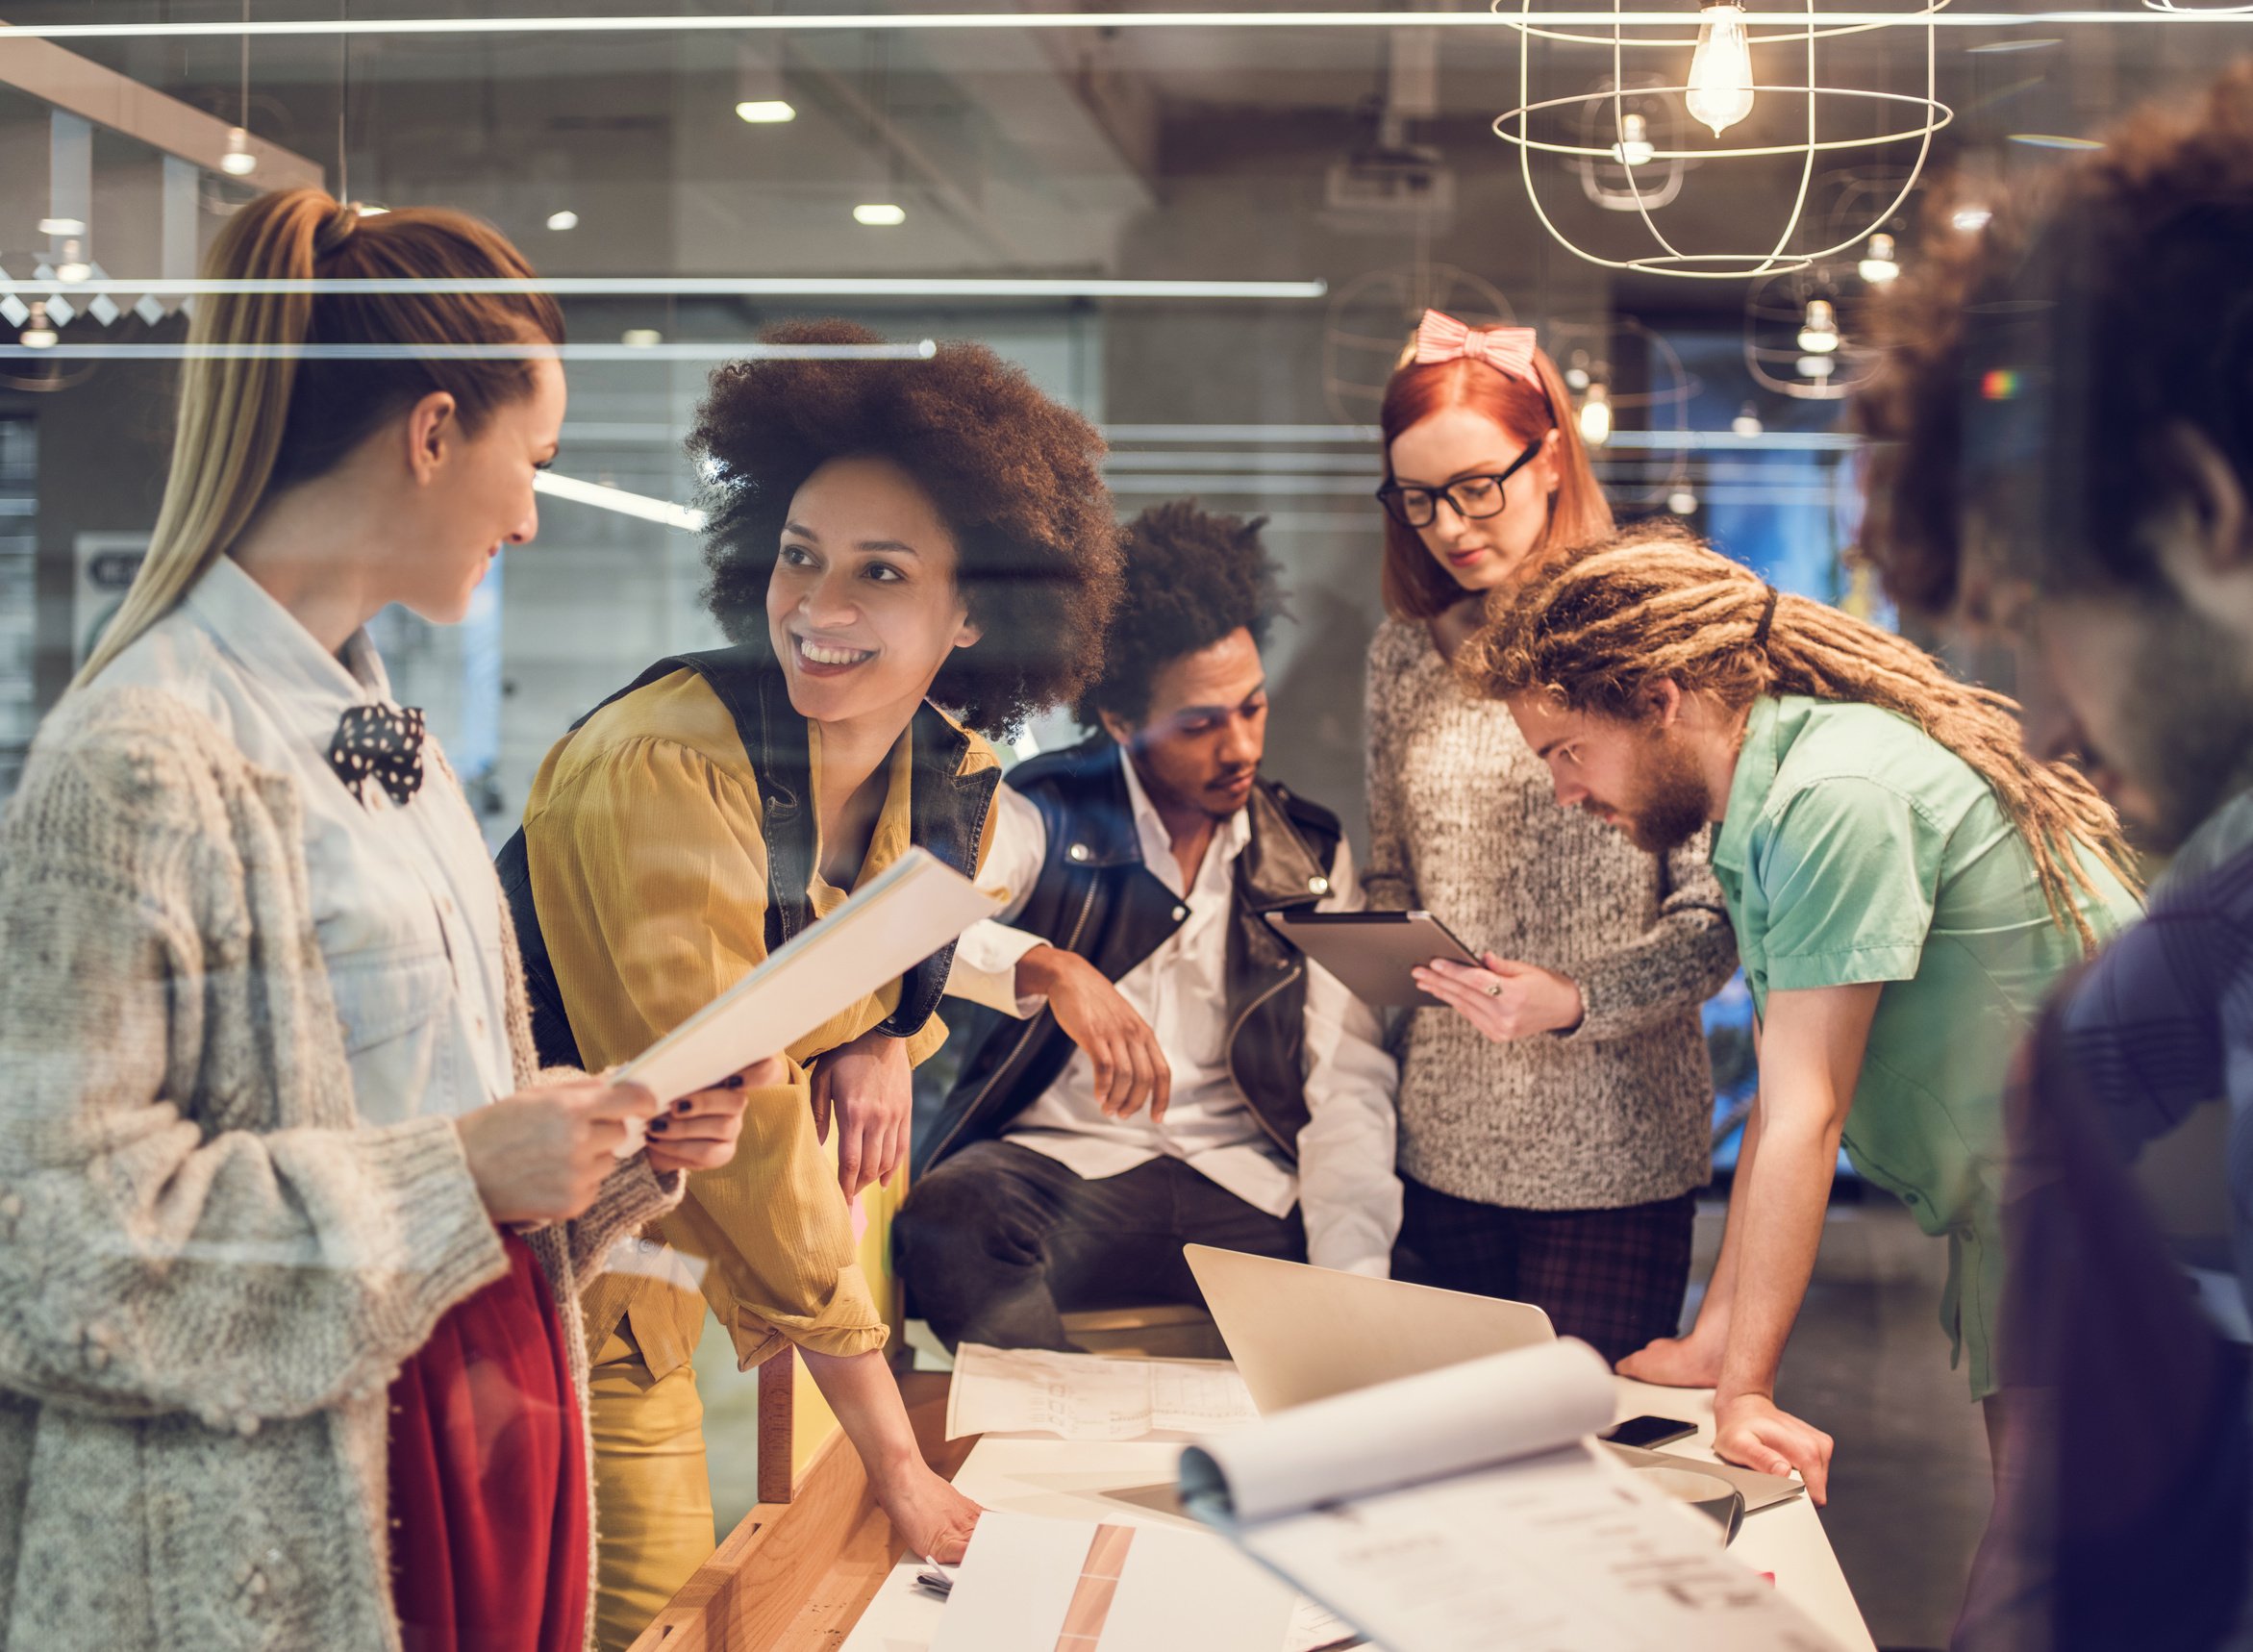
[928,1511,1296,1652]
[1181,1339,1615,1522]
[614,847,1001,1107]
[946,1343,1262,1442]
[1234,1443,1840,1652]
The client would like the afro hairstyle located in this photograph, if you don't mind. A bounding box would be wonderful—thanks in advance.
[1076,500,1285,727]
[689,319,1124,737]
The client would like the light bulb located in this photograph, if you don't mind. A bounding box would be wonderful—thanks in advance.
[55,239,90,285]
[220,126,259,177]
[736,100,796,124]
[1858,233,1899,286]
[1668,488,1699,514]
[1578,383,1614,447]
[1731,402,1764,438]
[1796,299,1840,355]
[1685,1,1756,138]
[1612,112,1657,167]
[546,210,580,232]
[1951,205,1991,234]
[37,216,85,238]
[1796,354,1836,380]
[853,203,907,227]
[20,303,57,350]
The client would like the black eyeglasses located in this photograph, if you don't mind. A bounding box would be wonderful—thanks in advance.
[1375,439,1544,530]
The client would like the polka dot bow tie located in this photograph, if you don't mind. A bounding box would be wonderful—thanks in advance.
[326,702,427,807]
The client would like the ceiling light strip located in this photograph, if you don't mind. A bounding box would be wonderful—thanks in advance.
[535,471,706,532]
[0,276,1327,300]
[1107,424,1859,450]
[1,11,2233,37]
[0,342,938,361]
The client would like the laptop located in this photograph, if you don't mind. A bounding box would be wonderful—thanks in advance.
[1183,1244,1804,1510]
[1183,1243,1556,1414]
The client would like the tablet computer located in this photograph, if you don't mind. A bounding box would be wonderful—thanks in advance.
[1266,910,1483,1007]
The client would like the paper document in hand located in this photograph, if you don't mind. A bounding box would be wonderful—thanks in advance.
[928,1511,1297,1652]
[614,846,1000,1106]
[945,1343,1261,1442]
[1179,1339,1844,1652]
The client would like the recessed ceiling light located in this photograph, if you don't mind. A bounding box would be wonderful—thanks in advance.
[37,216,85,237]
[853,203,907,227]
[620,328,663,347]
[546,210,580,231]
[736,99,796,124]
[1951,205,1992,233]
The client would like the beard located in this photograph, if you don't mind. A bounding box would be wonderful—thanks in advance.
[1612,731,1713,855]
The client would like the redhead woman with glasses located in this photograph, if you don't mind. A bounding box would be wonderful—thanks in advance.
[1362,310,1739,1362]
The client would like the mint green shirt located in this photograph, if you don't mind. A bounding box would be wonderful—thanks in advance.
[1712,695,2140,1398]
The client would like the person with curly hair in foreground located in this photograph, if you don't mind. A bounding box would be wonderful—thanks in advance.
[1457,524,2140,1507]
[497,321,1127,1650]
[895,500,1402,1350]
[1856,63,2253,1651]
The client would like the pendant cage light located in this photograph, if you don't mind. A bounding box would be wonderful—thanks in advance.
[1490,0,1952,279]
[1741,168,1907,398]
[1569,75,1696,213]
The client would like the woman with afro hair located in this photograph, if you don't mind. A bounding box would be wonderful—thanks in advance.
[500,320,1125,1649]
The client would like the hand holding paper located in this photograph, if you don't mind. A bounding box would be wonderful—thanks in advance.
[613,846,1003,1108]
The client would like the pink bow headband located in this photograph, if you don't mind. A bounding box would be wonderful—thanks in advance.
[1414,310,1542,389]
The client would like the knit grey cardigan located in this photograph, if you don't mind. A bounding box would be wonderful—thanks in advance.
[1364,616,1740,1210]
[0,685,679,1651]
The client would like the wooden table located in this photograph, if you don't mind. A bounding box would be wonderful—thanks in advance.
[628,1368,1879,1652]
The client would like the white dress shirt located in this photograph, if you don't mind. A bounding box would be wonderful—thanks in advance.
[948,756,1402,1276]
[101,555,515,1124]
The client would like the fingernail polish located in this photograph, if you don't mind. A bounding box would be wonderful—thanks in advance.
[675,1098,694,1114]
[649,1118,669,1134]
[720,1075,747,1089]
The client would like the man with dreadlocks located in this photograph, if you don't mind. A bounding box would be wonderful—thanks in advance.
[1453,524,2141,1501]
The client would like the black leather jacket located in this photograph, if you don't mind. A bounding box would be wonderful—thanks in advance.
[916,735,1343,1178]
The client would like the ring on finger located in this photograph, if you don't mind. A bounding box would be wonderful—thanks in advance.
[1485,981,1504,997]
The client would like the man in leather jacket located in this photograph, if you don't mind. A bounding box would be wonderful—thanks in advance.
[900,501,1402,1350]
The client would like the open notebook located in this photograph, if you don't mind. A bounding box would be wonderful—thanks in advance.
[1179,1339,1844,1652]
[613,845,1001,1113]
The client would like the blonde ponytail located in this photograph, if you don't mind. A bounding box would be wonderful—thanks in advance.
[73,188,563,688]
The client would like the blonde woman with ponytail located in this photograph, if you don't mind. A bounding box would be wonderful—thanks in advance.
[0,189,761,1652]
[1459,523,2141,1504]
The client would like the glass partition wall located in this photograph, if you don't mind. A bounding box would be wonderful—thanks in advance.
[0,10,2240,1649]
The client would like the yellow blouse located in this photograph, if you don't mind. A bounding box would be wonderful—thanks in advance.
[521,667,999,1377]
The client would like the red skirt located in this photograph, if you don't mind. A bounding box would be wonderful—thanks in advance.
[388,1229,588,1652]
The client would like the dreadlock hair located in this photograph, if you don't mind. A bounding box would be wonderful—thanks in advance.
[1461,525,2139,950]
[1076,500,1283,726]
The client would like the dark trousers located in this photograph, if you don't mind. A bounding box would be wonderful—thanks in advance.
[895,1139,1307,1351]
[1395,1176,1698,1365]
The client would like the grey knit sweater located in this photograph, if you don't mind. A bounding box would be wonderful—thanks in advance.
[0,686,678,1651]
[1364,616,1739,1210]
